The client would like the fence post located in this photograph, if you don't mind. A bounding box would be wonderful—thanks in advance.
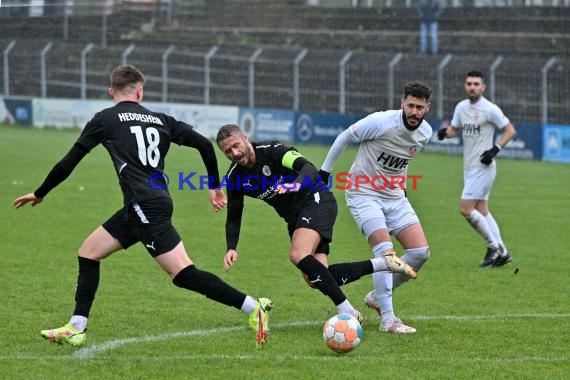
[63,11,68,40]
[102,13,108,48]
[166,0,173,24]
[338,51,353,114]
[40,41,53,98]
[161,45,176,102]
[437,54,453,119]
[388,52,403,109]
[80,43,94,99]
[489,55,503,103]
[248,48,263,108]
[204,45,219,105]
[293,49,308,111]
[541,57,557,125]
[121,43,136,65]
[3,41,16,96]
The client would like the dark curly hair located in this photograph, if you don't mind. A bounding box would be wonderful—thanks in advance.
[403,81,432,101]
[466,70,485,83]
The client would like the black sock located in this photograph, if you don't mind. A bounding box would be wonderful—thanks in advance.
[296,255,346,306]
[73,256,100,317]
[328,260,374,286]
[173,265,246,310]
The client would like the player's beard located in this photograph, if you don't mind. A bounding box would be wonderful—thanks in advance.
[403,113,424,131]
[240,142,254,167]
[467,91,481,102]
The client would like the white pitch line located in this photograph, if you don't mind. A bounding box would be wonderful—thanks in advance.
[71,313,570,360]
[72,321,317,359]
[1,313,567,361]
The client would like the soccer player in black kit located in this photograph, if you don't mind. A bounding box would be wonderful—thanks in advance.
[216,124,416,323]
[13,65,272,348]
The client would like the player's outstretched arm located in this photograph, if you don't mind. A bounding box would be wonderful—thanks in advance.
[181,128,222,192]
[13,144,88,209]
[13,193,43,208]
[441,125,459,139]
[321,128,352,173]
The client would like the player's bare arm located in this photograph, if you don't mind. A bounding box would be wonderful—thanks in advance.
[438,125,460,140]
[13,193,43,208]
[209,189,227,212]
[496,123,516,148]
[223,249,239,271]
[481,123,516,165]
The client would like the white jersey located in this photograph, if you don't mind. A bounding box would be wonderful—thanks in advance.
[451,96,509,169]
[343,110,432,199]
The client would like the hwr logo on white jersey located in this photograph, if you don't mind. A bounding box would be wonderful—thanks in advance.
[463,124,481,135]
[146,241,156,251]
[301,217,312,224]
[376,151,409,170]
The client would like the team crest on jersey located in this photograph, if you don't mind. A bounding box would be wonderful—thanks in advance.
[473,113,480,122]
[262,165,272,176]
[408,145,417,157]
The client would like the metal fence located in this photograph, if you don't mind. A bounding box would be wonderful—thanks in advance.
[325,0,570,7]
[1,40,567,124]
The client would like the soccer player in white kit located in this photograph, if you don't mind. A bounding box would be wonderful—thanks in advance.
[437,70,516,267]
[319,81,433,334]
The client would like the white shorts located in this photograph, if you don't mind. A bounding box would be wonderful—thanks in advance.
[461,167,496,201]
[345,193,419,238]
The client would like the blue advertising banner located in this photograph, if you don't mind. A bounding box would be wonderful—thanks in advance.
[499,123,542,160]
[294,112,362,144]
[238,108,295,141]
[1,97,32,125]
[425,118,464,155]
[543,124,570,163]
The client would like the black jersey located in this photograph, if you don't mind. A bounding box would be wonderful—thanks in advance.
[35,101,219,205]
[224,141,332,250]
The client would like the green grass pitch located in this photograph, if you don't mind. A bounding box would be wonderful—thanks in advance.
[1,124,569,379]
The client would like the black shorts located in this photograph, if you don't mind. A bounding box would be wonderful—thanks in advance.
[102,197,181,257]
[287,191,337,255]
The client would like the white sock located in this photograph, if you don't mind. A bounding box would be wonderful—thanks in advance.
[467,209,498,248]
[240,295,257,315]
[69,315,88,332]
[370,256,388,272]
[485,212,505,249]
[372,242,395,324]
[336,299,356,314]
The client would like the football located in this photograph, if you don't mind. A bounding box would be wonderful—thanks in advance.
[322,313,363,353]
